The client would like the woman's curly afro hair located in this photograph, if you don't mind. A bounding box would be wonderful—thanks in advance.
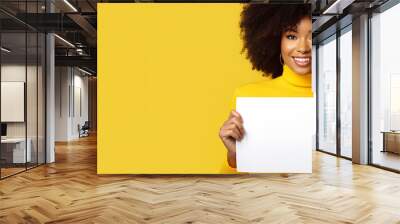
[240,4,311,78]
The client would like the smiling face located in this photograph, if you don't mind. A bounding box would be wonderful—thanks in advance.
[280,17,312,75]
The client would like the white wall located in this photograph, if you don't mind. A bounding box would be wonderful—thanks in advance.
[55,67,89,141]
[1,65,38,138]
[1,65,27,141]
[76,71,89,139]
[55,66,70,141]
[1,63,46,164]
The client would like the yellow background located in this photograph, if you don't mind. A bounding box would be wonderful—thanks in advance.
[98,4,265,174]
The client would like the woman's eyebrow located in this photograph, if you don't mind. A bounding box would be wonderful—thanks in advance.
[285,27,298,32]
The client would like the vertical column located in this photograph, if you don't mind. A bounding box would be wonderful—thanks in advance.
[46,1,55,163]
[352,14,369,164]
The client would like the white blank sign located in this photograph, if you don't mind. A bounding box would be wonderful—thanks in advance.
[236,97,315,173]
[1,82,25,122]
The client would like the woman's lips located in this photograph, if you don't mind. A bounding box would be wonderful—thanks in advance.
[292,57,311,67]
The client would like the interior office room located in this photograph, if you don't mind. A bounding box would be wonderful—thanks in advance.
[0,0,97,180]
[314,0,400,172]
[0,2,47,178]
[0,0,400,223]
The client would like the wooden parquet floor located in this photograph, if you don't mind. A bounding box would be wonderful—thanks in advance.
[1,134,400,224]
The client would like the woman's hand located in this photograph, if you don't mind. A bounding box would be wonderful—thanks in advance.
[219,110,245,168]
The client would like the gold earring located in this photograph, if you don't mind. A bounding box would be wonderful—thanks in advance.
[280,53,284,65]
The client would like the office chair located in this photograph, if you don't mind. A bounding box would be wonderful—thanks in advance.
[79,121,90,138]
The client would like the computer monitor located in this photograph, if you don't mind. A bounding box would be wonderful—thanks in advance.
[1,123,7,137]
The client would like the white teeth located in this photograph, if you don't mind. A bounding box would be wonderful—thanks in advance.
[294,57,310,62]
[293,57,310,65]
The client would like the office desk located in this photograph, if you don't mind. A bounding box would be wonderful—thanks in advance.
[1,138,31,163]
[381,131,400,154]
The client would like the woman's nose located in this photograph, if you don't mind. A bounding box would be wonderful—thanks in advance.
[297,39,311,54]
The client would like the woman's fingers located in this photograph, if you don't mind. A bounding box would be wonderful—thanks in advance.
[220,125,243,140]
[228,124,244,140]
[225,129,241,140]
[228,118,245,136]
[220,110,245,141]
[228,110,242,121]
[226,111,245,135]
[231,110,243,123]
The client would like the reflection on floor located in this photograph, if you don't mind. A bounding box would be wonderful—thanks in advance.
[0,162,42,178]
[1,135,400,223]
[341,148,352,158]
[0,167,25,178]
[373,150,400,170]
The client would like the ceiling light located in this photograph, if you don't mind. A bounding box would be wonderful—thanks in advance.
[63,0,78,12]
[1,47,11,53]
[54,34,75,48]
[76,48,85,55]
[78,67,93,76]
[323,0,355,15]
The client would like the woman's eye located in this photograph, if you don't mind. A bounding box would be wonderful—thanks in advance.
[286,35,297,40]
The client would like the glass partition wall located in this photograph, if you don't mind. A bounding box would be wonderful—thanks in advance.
[0,31,27,177]
[316,25,353,159]
[339,27,352,159]
[370,3,400,171]
[0,2,46,179]
[315,0,400,172]
[317,35,337,155]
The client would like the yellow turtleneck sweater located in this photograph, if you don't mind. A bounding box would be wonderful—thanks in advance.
[221,65,313,173]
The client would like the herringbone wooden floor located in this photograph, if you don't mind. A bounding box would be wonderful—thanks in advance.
[1,134,400,224]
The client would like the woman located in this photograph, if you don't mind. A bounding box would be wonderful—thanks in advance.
[219,4,312,169]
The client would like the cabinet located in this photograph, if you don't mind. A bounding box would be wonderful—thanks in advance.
[382,131,400,154]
